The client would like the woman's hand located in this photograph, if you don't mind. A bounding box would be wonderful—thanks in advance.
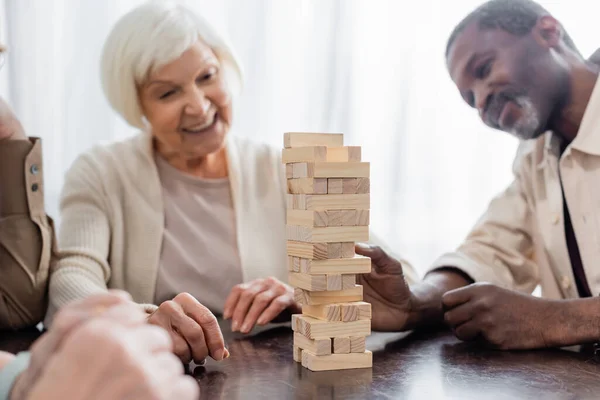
[147,293,228,363]
[223,277,300,334]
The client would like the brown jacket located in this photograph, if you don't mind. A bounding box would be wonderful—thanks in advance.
[0,138,54,330]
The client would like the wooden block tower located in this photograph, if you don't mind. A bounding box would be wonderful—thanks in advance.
[283,132,373,371]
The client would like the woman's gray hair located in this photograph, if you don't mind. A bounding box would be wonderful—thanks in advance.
[100,0,243,129]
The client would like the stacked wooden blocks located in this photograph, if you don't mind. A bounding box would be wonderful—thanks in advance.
[283,132,373,372]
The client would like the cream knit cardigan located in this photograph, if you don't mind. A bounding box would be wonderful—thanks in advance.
[47,132,288,322]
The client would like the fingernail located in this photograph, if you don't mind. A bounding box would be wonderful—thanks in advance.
[224,348,230,358]
[223,313,230,320]
[355,242,372,250]
[257,318,266,325]
[241,323,250,333]
[232,321,239,331]
[214,349,225,361]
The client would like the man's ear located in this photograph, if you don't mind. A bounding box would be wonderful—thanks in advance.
[589,48,600,66]
[531,15,562,49]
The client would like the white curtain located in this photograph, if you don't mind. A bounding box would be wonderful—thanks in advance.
[1,0,598,275]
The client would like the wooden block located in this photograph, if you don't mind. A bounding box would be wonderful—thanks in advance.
[286,194,369,211]
[292,314,300,331]
[327,179,343,194]
[341,210,358,226]
[301,350,372,371]
[325,146,361,162]
[326,210,343,226]
[293,162,369,178]
[293,345,303,362]
[299,255,371,274]
[356,178,370,194]
[288,241,350,260]
[342,274,356,289]
[302,304,341,321]
[287,210,327,227]
[295,315,371,339]
[284,132,344,148]
[333,337,350,354]
[341,302,372,322]
[355,210,370,226]
[289,272,327,291]
[350,337,366,353]
[294,285,363,306]
[287,178,327,194]
[326,274,342,291]
[282,146,327,163]
[341,243,355,258]
[287,256,300,272]
[286,164,293,179]
[294,332,331,356]
[286,225,369,243]
[342,178,357,194]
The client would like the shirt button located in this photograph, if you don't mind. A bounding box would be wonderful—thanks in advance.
[561,276,571,290]
[552,214,560,225]
[30,164,39,175]
[31,183,39,192]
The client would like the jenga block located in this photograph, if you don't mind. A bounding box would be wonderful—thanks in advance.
[295,315,371,339]
[291,162,369,178]
[293,332,331,356]
[294,286,363,306]
[356,178,370,194]
[302,304,341,321]
[284,132,344,148]
[298,255,370,274]
[350,337,366,353]
[333,337,350,354]
[282,146,327,163]
[355,210,370,226]
[287,178,327,194]
[286,225,369,243]
[341,302,372,322]
[289,272,327,291]
[292,314,301,331]
[342,274,356,289]
[327,179,343,194]
[326,274,342,291]
[325,146,361,162]
[286,194,369,211]
[287,256,300,272]
[301,350,372,371]
[287,210,327,227]
[287,241,356,260]
[286,164,293,179]
[342,178,358,194]
[341,243,355,258]
[325,210,343,226]
[293,345,303,362]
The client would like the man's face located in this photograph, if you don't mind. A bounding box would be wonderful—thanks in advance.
[447,21,565,141]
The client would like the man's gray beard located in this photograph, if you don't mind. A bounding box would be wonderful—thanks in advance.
[508,96,541,141]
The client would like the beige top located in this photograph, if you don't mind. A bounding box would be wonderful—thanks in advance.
[427,77,600,300]
[153,155,243,313]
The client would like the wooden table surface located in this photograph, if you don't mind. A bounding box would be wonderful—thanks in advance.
[2,321,600,400]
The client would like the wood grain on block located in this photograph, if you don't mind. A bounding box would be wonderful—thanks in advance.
[350,336,366,353]
[295,162,369,178]
[293,332,331,356]
[286,164,293,179]
[301,350,373,371]
[289,272,327,291]
[294,285,363,306]
[341,302,372,322]
[342,178,358,194]
[287,241,344,260]
[287,210,327,227]
[287,194,369,211]
[291,314,301,331]
[299,255,371,274]
[282,146,327,163]
[356,178,370,194]
[287,178,327,195]
[295,315,371,339]
[342,274,356,289]
[284,132,344,148]
[287,256,300,272]
[302,304,341,321]
[327,178,343,194]
[333,337,350,354]
[293,345,303,362]
[342,242,356,258]
[325,146,361,162]
[355,210,370,226]
[326,274,342,291]
[286,225,369,243]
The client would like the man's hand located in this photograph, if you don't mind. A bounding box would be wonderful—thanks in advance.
[355,244,414,331]
[442,283,560,350]
[0,98,25,141]
[223,277,299,334]
[148,292,228,363]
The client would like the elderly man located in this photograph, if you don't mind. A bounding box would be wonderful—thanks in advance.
[357,0,600,350]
